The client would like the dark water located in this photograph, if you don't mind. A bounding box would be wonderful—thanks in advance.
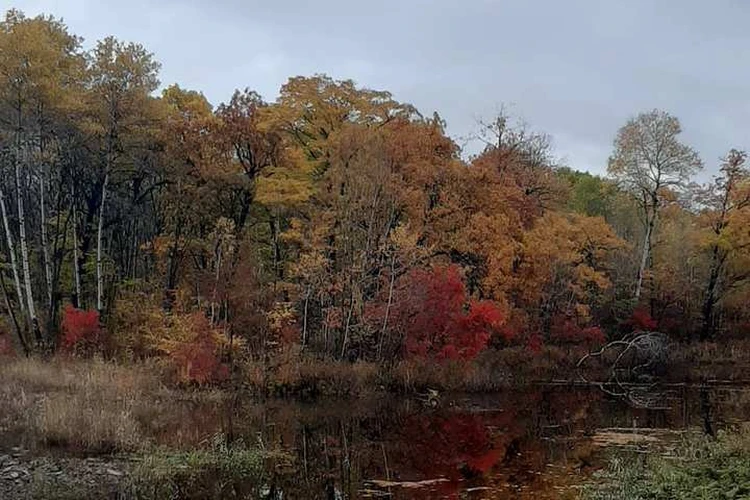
[153,385,750,499]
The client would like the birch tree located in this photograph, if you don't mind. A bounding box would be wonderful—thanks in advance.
[0,182,25,321]
[87,36,159,313]
[0,10,84,345]
[14,144,37,340]
[608,110,702,302]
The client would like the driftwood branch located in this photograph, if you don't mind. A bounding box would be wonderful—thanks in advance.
[578,332,669,408]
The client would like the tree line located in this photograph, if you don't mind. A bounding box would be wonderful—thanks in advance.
[1,10,748,372]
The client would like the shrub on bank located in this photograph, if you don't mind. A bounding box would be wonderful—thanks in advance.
[60,305,103,355]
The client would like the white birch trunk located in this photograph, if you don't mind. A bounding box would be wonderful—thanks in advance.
[377,253,396,360]
[39,174,52,307]
[302,286,310,348]
[210,246,222,326]
[635,211,656,302]
[15,144,38,335]
[0,184,25,319]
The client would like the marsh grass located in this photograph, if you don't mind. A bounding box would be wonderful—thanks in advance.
[0,356,163,453]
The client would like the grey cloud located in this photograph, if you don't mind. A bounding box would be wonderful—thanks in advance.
[12,0,750,176]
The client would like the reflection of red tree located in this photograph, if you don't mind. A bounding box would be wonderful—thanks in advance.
[388,411,522,496]
[244,390,605,499]
[381,390,603,496]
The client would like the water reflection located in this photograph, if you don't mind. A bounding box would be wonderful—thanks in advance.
[148,386,750,499]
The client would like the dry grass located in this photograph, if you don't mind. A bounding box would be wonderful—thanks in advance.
[34,392,142,452]
[668,340,750,383]
[0,356,164,453]
[385,346,598,392]
[248,348,381,397]
[0,355,160,393]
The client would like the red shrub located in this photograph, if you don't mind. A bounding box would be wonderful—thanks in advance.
[549,316,606,346]
[390,265,508,362]
[61,305,103,354]
[624,307,658,332]
[170,313,229,385]
[526,333,543,354]
[0,335,13,356]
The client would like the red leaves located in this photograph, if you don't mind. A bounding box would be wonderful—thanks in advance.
[624,307,658,332]
[526,333,543,353]
[0,335,13,356]
[391,265,508,362]
[170,313,229,385]
[549,316,605,346]
[61,305,102,354]
[579,326,606,344]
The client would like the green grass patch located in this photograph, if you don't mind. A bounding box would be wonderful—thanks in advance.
[124,435,272,499]
[584,427,750,499]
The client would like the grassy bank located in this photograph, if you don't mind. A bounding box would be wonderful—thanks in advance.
[10,442,270,500]
[0,341,749,451]
[583,425,750,499]
[3,339,750,408]
[124,439,272,500]
[244,340,750,398]
[0,357,278,499]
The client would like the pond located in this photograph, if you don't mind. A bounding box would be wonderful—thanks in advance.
[152,384,750,499]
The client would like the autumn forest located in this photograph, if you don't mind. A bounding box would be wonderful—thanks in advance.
[1,8,750,372]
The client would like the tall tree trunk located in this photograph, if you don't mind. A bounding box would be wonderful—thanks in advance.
[210,245,222,326]
[302,285,310,348]
[39,174,53,308]
[377,253,396,361]
[96,172,109,313]
[701,245,722,341]
[0,269,27,355]
[635,208,657,302]
[0,184,26,321]
[16,144,41,343]
[340,287,355,360]
[72,197,82,308]
[269,213,280,292]
[164,215,183,311]
[47,199,71,348]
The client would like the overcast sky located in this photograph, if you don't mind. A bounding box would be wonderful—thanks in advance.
[10,0,750,176]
